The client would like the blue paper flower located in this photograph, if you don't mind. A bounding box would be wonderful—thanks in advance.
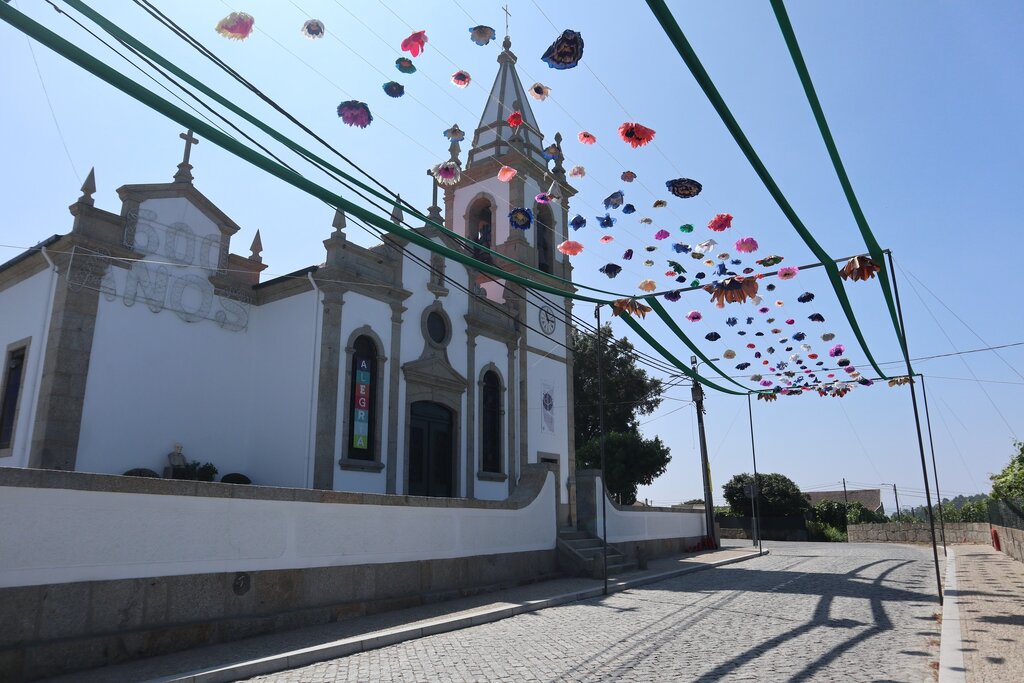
[603,191,624,210]
[541,29,584,70]
[599,263,622,278]
[622,204,636,214]
[469,25,496,46]
[509,207,533,230]
[570,214,586,231]
[596,214,616,228]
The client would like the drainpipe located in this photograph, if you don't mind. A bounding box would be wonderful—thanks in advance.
[304,272,320,488]
[21,247,59,465]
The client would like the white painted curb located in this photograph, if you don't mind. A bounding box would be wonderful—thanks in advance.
[938,547,966,683]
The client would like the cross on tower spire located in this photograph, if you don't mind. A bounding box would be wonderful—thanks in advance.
[174,129,199,183]
[502,4,511,37]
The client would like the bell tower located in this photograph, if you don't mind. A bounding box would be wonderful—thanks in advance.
[442,35,576,301]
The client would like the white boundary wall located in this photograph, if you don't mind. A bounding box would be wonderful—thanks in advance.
[593,475,704,543]
[0,472,556,588]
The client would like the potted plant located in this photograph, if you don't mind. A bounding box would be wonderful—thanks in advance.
[196,462,219,482]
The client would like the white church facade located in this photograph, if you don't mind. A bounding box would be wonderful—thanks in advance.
[0,38,579,517]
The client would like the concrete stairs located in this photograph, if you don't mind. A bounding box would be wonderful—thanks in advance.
[557,528,637,578]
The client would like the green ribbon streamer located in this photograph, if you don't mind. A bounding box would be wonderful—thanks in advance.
[769,0,912,376]
[644,0,890,380]
[618,314,746,396]
[60,0,637,300]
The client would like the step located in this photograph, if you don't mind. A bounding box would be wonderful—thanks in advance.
[605,561,639,576]
[557,530,589,541]
[564,539,605,551]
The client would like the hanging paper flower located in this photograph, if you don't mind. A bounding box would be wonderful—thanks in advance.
[301,19,326,40]
[737,362,751,370]
[558,240,584,256]
[704,277,759,307]
[686,311,703,322]
[777,266,799,280]
[829,344,845,358]
[469,25,496,46]
[640,217,653,225]
[674,224,692,234]
[603,191,624,209]
[578,131,596,145]
[497,165,517,182]
[529,82,551,101]
[401,30,428,57]
[654,229,671,240]
[809,313,825,322]
[822,332,835,341]
[618,122,656,148]
[663,290,682,302]
[646,246,659,252]
[705,331,721,342]
[793,332,807,341]
[723,349,736,359]
[382,81,405,98]
[653,199,669,208]
[430,161,461,186]
[622,204,636,214]
[621,171,637,183]
[600,263,622,278]
[638,279,657,293]
[707,214,733,232]
[672,243,689,254]
[570,214,586,231]
[735,237,758,253]
[542,143,559,160]
[337,101,372,128]
[216,12,255,40]
[535,192,552,204]
[667,260,685,274]
[508,207,533,230]
[611,298,653,318]
[840,255,882,282]
[507,111,523,127]
[664,270,676,277]
[541,29,584,69]
[569,165,586,178]
[695,239,717,254]
[665,178,702,199]
[395,57,417,74]
[643,259,655,267]
[599,235,615,244]
[797,292,815,303]
[597,214,616,228]
[451,70,472,88]
[443,124,464,141]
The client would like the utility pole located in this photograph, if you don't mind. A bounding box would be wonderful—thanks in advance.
[691,356,718,549]
[594,306,609,595]
[842,478,850,528]
[893,484,902,522]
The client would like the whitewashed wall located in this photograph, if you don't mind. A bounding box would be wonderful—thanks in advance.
[0,267,56,467]
[593,475,705,543]
[0,471,557,588]
[76,197,314,487]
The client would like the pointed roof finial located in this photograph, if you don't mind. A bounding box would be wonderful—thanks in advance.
[249,230,263,263]
[78,167,96,206]
[390,195,405,225]
[552,132,565,176]
[332,207,347,235]
[174,129,199,183]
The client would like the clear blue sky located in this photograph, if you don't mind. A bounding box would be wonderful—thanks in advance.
[2,1,1022,511]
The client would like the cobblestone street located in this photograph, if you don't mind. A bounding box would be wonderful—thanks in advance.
[250,542,942,682]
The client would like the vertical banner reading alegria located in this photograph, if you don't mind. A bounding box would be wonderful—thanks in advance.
[353,356,372,450]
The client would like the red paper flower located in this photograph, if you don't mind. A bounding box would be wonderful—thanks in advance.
[401,30,428,57]
[507,111,523,127]
[558,240,584,256]
[578,131,596,145]
[707,213,733,232]
[618,122,656,148]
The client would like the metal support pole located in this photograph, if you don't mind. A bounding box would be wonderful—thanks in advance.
[886,250,943,605]
[594,306,609,594]
[746,394,762,554]
[919,375,947,556]
[842,478,850,529]
[692,357,718,549]
[893,484,902,522]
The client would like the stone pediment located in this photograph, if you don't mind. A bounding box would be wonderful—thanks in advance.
[117,182,241,238]
[402,356,467,394]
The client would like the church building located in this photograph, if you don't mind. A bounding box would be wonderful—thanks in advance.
[0,37,578,519]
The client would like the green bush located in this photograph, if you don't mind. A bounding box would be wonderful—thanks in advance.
[807,520,847,542]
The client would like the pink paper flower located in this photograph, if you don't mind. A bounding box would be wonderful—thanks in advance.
[735,237,758,253]
[578,131,596,145]
[558,240,584,256]
[401,30,428,57]
[569,165,586,177]
[686,311,703,322]
[777,266,799,280]
[829,344,845,358]
[497,166,517,182]
[599,235,614,244]
[654,229,670,240]
[216,12,255,40]
[707,213,733,232]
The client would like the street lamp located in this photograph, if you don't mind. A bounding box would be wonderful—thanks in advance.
[690,356,720,549]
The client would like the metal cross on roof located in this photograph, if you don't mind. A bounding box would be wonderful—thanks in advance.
[502,4,511,37]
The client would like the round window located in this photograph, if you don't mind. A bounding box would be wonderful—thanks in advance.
[426,311,448,344]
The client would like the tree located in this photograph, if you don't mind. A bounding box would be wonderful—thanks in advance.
[572,325,670,505]
[846,501,888,525]
[576,431,671,505]
[573,325,664,444]
[991,441,1024,499]
[814,500,849,530]
[722,472,810,518]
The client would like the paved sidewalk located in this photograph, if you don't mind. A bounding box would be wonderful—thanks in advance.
[949,544,1024,682]
[51,544,763,683]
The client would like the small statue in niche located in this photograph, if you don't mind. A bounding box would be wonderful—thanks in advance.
[167,443,189,479]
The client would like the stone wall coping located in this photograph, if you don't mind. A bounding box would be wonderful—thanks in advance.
[0,463,554,511]
[575,469,696,514]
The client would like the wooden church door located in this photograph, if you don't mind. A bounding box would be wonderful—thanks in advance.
[407,401,455,497]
